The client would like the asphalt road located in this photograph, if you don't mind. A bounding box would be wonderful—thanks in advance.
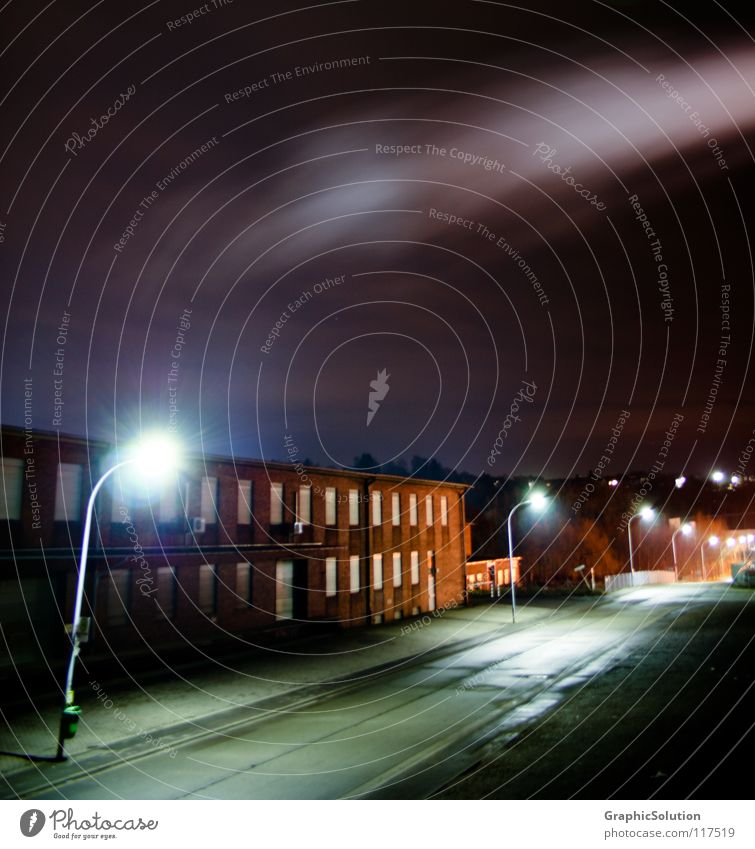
[5,583,752,800]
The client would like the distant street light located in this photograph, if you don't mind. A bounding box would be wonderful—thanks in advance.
[56,434,180,761]
[671,522,693,581]
[628,506,655,578]
[675,476,686,489]
[506,492,549,624]
[702,536,719,581]
[608,479,619,487]
[711,470,725,483]
[731,474,742,486]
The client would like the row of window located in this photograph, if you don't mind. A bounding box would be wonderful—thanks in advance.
[103,552,436,626]
[0,459,452,529]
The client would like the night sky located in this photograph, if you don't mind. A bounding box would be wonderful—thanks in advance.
[1,0,753,480]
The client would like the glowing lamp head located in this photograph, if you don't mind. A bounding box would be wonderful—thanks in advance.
[726,537,736,548]
[675,476,686,489]
[708,536,719,547]
[738,535,746,545]
[731,474,742,486]
[130,435,180,479]
[681,523,693,536]
[639,506,655,521]
[711,470,725,483]
[608,478,619,487]
[529,492,548,511]
[748,535,755,544]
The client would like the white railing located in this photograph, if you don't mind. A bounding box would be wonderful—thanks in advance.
[604,570,676,592]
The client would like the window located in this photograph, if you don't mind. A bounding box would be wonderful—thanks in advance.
[425,494,434,525]
[391,492,400,526]
[409,493,418,527]
[349,555,360,593]
[0,458,23,520]
[297,486,311,524]
[159,483,179,523]
[200,476,218,524]
[270,483,284,525]
[325,487,337,525]
[440,495,449,526]
[410,551,420,585]
[237,480,252,525]
[235,561,252,607]
[156,566,176,618]
[275,560,293,619]
[392,552,402,588]
[371,491,382,525]
[325,557,337,597]
[372,553,383,589]
[106,569,130,626]
[198,564,217,615]
[348,489,359,526]
[54,463,83,521]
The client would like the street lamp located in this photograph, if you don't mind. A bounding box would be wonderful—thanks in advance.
[675,476,686,489]
[506,491,548,624]
[711,470,725,483]
[671,522,693,581]
[56,434,180,760]
[628,506,655,579]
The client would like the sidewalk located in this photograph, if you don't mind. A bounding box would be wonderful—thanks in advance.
[0,597,586,793]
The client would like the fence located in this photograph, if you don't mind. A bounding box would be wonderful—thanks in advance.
[604,570,677,592]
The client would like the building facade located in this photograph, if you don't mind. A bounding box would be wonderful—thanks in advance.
[0,427,468,678]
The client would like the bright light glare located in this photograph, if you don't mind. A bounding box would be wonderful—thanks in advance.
[681,523,693,536]
[731,474,742,486]
[529,492,548,511]
[726,537,736,548]
[709,536,719,547]
[130,435,180,479]
[711,470,725,483]
[608,478,619,487]
[748,535,755,544]
[738,535,746,544]
[639,506,655,521]
[675,476,686,489]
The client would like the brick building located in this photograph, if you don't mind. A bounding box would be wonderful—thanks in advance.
[0,427,469,679]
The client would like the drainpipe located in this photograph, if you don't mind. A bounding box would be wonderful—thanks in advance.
[362,476,375,623]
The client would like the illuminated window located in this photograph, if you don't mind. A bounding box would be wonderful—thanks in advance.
[275,560,293,619]
[237,480,252,525]
[391,492,400,526]
[54,463,83,521]
[297,486,311,524]
[326,557,337,597]
[409,493,418,526]
[348,489,359,525]
[325,487,337,525]
[440,495,449,526]
[373,553,383,588]
[410,551,420,585]
[349,555,360,593]
[372,491,382,525]
[425,495,434,525]
[392,552,402,587]
[106,570,130,626]
[200,476,218,524]
[270,483,284,525]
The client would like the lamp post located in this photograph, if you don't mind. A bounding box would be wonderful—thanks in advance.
[55,435,179,761]
[628,506,655,580]
[671,522,693,581]
[506,492,548,624]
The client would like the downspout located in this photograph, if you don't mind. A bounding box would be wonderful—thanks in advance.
[362,476,375,623]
